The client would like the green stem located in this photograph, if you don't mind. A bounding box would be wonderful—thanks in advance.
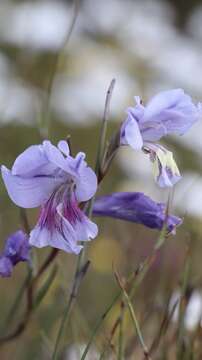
[95,79,115,176]
[81,291,121,360]
[81,221,168,359]
[118,301,125,360]
[52,249,86,360]
[42,0,80,138]
[177,244,191,360]
[120,286,151,360]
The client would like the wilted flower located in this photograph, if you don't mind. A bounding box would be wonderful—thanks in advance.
[120,89,201,187]
[0,230,30,277]
[1,140,98,254]
[93,192,182,233]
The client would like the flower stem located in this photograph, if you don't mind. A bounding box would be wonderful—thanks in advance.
[81,291,121,360]
[95,78,116,177]
[115,271,151,360]
[41,0,80,138]
[177,243,191,359]
[117,300,125,360]
[52,254,89,360]
[81,221,168,359]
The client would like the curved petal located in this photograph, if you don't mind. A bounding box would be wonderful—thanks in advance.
[151,147,182,188]
[75,165,97,202]
[0,256,13,277]
[154,109,198,136]
[57,140,70,156]
[29,222,82,254]
[73,214,98,241]
[58,201,97,244]
[144,89,184,120]
[4,230,30,264]
[43,140,76,178]
[12,144,47,176]
[93,192,182,233]
[156,167,181,188]
[143,89,200,138]
[120,115,143,150]
[141,121,167,142]
[1,166,59,208]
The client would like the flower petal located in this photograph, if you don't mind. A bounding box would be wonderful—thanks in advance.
[12,144,47,176]
[29,223,82,254]
[75,162,97,202]
[1,166,60,208]
[4,230,30,264]
[142,89,201,139]
[43,140,76,177]
[93,192,182,233]
[150,146,181,188]
[144,89,184,120]
[73,214,98,241]
[120,114,143,150]
[57,140,70,156]
[0,256,13,277]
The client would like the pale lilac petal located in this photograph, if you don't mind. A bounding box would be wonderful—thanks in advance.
[120,115,143,150]
[74,152,86,169]
[73,215,98,241]
[75,165,97,202]
[57,140,70,156]
[142,89,200,139]
[141,122,167,142]
[1,166,60,208]
[43,140,76,177]
[156,167,181,188]
[12,144,59,178]
[144,89,184,120]
[29,227,51,248]
[12,144,47,176]
[127,99,145,122]
[154,109,198,135]
[29,225,82,254]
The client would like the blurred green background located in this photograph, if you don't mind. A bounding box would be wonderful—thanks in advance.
[1,0,202,359]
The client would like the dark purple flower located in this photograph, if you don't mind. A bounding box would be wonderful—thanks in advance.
[0,230,30,278]
[1,140,98,254]
[4,230,30,265]
[93,192,182,233]
[120,90,202,187]
[0,257,13,277]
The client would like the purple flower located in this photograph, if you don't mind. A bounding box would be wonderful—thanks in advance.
[120,89,201,187]
[93,192,182,234]
[0,257,13,277]
[4,230,30,265]
[1,141,98,254]
[0,230,30,278]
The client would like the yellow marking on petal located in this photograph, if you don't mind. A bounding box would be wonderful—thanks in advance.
[152,148,180,181]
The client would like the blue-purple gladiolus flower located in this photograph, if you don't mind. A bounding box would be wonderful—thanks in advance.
[1,140,98,254]
[120,89,202,187]
[93,192,182,234]
[0,230,30,277]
